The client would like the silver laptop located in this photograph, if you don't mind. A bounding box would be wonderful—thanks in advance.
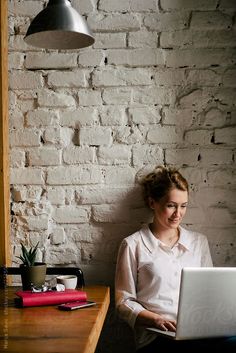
[147,267,236,340]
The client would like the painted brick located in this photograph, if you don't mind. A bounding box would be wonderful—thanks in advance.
[10,150,25,168]
[48,70,89,88]
[160,0,218,10]
[203,108,229,127]
[133,87,174,105]
[92,67,153,87]
[144,12,190,31]
[165,149,200,166]
[63,147,95,164]
[165,49,236,68]
[94,33,126,49]
[78,49,105,67]
[47,166,103,185]
[199,148,233,165]
[8,0,43,16]
[114,126,144,144]
[223,69,236,87]
[50,227,65,245]
[99,106,128,126]
[38,90,76,108]
[47,187,66,205]
[53,206,90,223]
[97,145,131,165]
[129,107,161,125]
[128,30,158,48]
[78,89,102,106]
[92,204,129,223]
[26,109,59,127]
[10,129,40,147]
[9,71,43,89]
[162,108,194,127]
[10,168,44,185]
[161,30,236,49]
[23,216,49,231]
[207,169,236,186]
[184,130,213,145]
[59,108,99,128]
[11,186,42,202]
[8,52,24,69]
[194,187,236,208]
[72,0,95,14]
[215,127,236,144]
[190,11,233,30]
[102,88,132,105]
[147,126,183,144]
[103,166,136,185]
[28,148,61,166]
[87,13,141,32]
[25,53,78,69]
[43,127,72,147]
[132,145,164,166]
[78,186,138,205]
[107,49,165,66]
[99,0,158,12]
[9,35,32,52]
[79,127,112,146]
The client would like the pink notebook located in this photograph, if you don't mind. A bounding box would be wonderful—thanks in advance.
[15,289,87,307]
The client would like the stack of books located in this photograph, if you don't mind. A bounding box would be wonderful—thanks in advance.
[15,289,87,307]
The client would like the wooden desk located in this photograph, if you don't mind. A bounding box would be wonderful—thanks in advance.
[0,285,110,353]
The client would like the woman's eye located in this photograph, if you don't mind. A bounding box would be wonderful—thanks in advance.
[167,204,175,208]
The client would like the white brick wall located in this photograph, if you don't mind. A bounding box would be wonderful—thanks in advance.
[8,1,236,350]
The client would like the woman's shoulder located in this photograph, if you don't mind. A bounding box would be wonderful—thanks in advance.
[121,224,149,246]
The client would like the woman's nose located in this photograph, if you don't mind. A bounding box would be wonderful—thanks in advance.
[174,207,181,216]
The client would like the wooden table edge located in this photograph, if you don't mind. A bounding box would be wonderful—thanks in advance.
[83,286,110,353]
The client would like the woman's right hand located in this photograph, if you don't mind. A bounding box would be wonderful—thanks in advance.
[135,310,176,332]
[152,314,176,332]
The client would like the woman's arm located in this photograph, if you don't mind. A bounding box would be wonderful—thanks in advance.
[115,239,146,328]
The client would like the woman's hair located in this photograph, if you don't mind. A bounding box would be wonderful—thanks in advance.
[140,165,189,207]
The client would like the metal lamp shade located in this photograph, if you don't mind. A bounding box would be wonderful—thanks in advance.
[24,0,94,50]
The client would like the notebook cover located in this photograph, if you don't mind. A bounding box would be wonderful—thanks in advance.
[15,289,87,307]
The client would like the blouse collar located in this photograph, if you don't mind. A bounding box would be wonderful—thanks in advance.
[140,224,193,253]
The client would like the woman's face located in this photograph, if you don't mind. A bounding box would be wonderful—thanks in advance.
[149,188,188,230]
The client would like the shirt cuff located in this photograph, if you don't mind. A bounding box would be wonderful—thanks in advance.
[123,301,146,329]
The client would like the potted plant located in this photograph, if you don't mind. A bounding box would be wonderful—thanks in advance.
[17,242,47,290]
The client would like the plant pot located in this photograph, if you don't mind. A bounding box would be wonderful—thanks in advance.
[20,262,47,290]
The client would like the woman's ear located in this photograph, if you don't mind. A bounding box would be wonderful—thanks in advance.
[148,197,155,210]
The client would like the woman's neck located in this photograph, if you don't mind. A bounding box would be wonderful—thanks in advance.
[149,223,179,247]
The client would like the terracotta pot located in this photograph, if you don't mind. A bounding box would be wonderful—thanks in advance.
[20,262,47,290]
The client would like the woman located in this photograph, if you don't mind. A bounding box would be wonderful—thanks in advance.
[115,165,235,352]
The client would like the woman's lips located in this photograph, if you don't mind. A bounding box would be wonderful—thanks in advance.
[169,218,180,223]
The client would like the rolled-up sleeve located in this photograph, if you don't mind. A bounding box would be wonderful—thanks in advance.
[115,239,145,328]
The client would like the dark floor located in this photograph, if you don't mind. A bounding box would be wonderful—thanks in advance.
[96,304,136,353]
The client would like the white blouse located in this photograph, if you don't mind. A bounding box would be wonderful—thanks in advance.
[115,224,213,349]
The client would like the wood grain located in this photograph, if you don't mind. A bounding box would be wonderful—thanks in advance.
[0,285,110,353]
[0,0,10,267]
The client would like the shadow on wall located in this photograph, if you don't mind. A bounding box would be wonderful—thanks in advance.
[83,185,152,286]
[93,185,152,353]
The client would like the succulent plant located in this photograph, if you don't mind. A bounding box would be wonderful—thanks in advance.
[17,242,39,267]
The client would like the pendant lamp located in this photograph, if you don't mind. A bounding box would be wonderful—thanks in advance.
[24,0,94,50]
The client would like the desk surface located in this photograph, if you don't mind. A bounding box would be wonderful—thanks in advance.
[0,285,110,353]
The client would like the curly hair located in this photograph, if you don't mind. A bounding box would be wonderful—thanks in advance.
[140,165,189,207]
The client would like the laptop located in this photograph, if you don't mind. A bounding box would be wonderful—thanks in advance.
[147,267,236,340]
